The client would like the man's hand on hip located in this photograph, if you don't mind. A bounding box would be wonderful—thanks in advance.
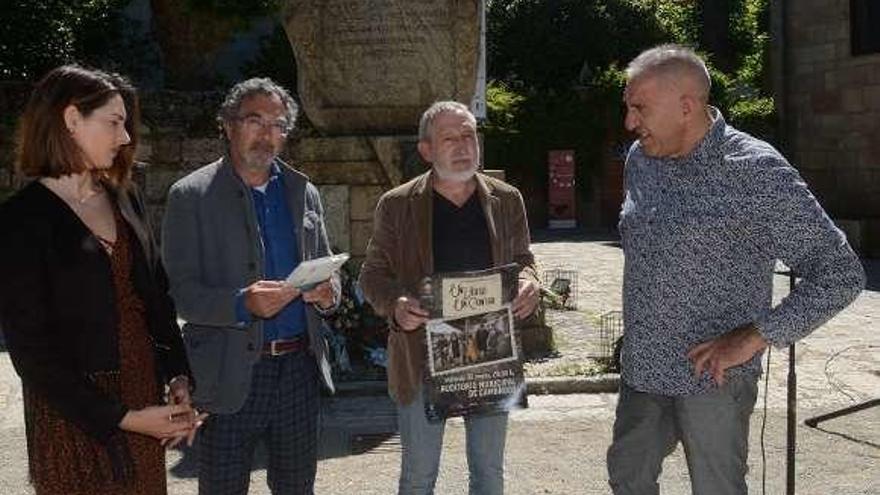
[687,324,769,386]
[394,296,429,332]
[244,280,300,319]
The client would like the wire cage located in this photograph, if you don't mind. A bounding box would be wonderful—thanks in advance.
[599,310,623,365]
[542,269,578,310]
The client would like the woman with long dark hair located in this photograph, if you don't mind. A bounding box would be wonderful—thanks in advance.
[0,65,201,495]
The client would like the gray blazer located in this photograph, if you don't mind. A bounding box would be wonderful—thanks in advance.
[161,157,336,414]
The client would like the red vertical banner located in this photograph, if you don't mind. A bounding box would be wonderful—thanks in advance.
[548,150,577,228]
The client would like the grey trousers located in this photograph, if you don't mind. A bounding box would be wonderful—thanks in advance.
[607,374,759,495]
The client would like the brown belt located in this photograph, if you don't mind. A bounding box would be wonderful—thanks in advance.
[262,337,307,356]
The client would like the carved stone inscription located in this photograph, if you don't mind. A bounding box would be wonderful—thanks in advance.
[284,0,479,134]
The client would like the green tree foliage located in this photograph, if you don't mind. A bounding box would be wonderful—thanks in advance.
[0,0,150,81]
[483,0,776,222]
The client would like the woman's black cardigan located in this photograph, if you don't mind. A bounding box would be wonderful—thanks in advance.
[0,181,191,444]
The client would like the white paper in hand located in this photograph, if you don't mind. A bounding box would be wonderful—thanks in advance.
[285,253,350,290]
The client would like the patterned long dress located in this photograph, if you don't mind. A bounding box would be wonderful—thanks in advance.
[24,209,167,495]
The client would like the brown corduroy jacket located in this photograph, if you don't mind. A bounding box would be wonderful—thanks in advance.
[358,170,539,406]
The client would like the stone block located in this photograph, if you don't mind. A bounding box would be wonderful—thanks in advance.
[859,150,880,170]
[849,114,879,131]
[135,142,153,163]
[811,91,840,114]
[181,138,224,164]
[350,220,374,257]
[298,161,387,185]
[317,185,351,253]
[145,169,187,203]
[795,61,815,76]
[855,64,876,85]
[350,186,385,221]
[839,131,868,151]
[818,114,846,131]
[864,84,880,109]
[284,0,479,134]
[823,70,838,91]
[793,47,814,65]
[370,136,414,187]
[870,130,880,157]
[147,134,183,166]
[842,88,864,113]
[872,65,880,85]
[833,40,851,59]
[292,137,376,163]
[812,43,837,63]
[794,150,827,171]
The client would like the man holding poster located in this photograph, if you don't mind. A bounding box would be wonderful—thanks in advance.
[359,101,540,495]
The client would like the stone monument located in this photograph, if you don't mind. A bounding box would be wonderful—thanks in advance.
[281,0,481,259]
[283,0,480,135]
[281,1,551,360]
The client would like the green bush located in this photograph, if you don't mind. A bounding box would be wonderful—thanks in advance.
[729,96,777,142]
[484,0,779,211]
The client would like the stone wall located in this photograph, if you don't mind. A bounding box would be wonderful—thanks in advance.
[134,92,418,258]
[0,88,413,258]
[139,132,409,259]
[781,0,880,256]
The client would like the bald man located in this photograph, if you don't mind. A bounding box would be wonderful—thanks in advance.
[607,45,864,495]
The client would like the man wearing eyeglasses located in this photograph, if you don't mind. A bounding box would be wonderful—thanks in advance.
[161,77,338,494]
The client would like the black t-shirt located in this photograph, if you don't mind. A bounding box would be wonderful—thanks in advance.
[432,190,493,273]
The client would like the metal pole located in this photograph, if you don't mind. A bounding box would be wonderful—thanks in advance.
[786,272,796,495]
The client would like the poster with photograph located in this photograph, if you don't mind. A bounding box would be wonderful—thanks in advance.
[420,263,527,421]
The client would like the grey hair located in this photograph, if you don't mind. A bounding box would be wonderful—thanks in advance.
[418,101,476,142]
[217,77,299,133]
[626,44,711,101]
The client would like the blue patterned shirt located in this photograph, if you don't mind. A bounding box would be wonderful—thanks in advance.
[619,109,865,396]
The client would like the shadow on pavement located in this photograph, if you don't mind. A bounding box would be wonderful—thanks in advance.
[810,425,880,450]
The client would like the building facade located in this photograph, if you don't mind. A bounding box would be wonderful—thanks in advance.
[773,0,880,256]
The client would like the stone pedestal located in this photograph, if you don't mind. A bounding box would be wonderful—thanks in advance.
[291,135,426,258]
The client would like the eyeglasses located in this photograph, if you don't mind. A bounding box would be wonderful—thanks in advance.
[235,115,291,135]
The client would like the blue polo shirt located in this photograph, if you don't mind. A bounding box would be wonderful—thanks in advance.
[235,165,307,340]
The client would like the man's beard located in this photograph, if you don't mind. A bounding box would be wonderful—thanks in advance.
[434,161,478,183]
[240,144,278,171]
